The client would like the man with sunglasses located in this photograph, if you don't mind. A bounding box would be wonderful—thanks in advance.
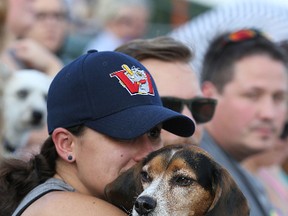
[200,28,288,216]
[115,36,217,146]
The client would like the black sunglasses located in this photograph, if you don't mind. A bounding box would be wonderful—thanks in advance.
[161,97,217,124]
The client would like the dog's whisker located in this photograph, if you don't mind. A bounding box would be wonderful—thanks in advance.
[124,207,133,216]
[120,204,135,216]
[120,205,130,214]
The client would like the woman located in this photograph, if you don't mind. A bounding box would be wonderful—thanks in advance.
[0,50,195,215]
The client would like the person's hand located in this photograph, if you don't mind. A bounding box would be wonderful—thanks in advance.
[12,38,63,76]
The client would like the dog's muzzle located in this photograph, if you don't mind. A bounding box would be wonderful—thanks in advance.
[134,195,157,215]
[31,110,44,125]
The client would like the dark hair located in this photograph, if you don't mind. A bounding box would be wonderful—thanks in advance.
[201,29,288,92]
[115,36,193,63]
[0,125,85,216]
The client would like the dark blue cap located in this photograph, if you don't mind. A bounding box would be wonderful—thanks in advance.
[47,50,195,139]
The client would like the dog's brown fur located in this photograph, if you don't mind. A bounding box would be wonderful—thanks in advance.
[105,144,249,216]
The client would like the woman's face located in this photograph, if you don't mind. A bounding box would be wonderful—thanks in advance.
[73,126,163,199]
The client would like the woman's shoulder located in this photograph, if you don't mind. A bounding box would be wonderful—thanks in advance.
[22,191,127,216]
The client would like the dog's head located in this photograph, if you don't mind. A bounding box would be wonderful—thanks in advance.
[1,69,51,151]
[105,144,249,216]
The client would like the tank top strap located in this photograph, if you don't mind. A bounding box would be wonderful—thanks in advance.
[12,178,75,216]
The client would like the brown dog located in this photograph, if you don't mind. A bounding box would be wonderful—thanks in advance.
[105,144,249,216]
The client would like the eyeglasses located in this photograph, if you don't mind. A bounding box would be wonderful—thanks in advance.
[35,11,68,22]
[161,97,217,124]
[221,29,269,47]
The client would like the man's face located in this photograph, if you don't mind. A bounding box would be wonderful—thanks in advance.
[24,0,68,53]
[203,54,288,161]
[141,59,202,146]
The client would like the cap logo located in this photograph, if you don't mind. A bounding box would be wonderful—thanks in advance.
[110,64,155,96]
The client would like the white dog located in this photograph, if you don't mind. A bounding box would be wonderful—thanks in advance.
[0,69,51,155]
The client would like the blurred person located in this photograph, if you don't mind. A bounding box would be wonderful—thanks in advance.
[62,0,102,60]
[0,50,195,215]
[24,0,71,64]
[6,0,35,39]
[0,0,58,163]
[84,0,151,52]
[66,0,99,34]
[241,40,288,215]
[200,28,288,216]
[0,0,69,77]
[242,124,288,215]
[0,0,69,160]
[116,36,217,146]
[1,0,34,57]
[1,0,35,71]
[1,38,64,76]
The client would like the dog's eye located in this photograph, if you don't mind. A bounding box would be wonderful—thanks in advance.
[172,175,194,186]
[17,89,29,99]
[140,171,152,183]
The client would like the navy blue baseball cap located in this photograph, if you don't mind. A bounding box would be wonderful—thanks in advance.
[47,50,195,139]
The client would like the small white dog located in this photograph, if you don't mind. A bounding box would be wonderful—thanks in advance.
[0,68,51,155]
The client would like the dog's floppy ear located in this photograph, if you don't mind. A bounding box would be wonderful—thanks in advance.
[206,166,250,216]
[104,162,143,213]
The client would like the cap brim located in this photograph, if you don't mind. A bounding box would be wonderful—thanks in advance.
[85,105,195,140]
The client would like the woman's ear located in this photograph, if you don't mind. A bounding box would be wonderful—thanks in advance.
[52,128,75,162]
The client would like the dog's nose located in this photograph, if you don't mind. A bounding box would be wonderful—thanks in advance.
[31,110,43,125]
[134,195,157,215]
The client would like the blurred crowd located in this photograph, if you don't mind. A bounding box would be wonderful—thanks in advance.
[0,0,287,215]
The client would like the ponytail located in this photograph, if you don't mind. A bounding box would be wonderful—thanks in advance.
[0,137,56,215]
[0,125,85,215]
